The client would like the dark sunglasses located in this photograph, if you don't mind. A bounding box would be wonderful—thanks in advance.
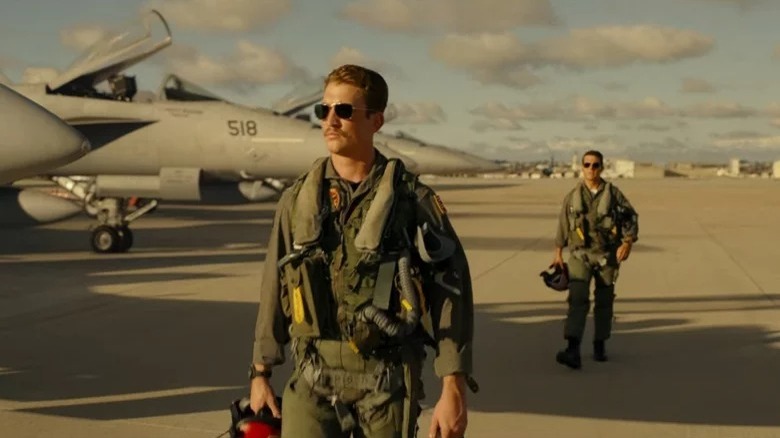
[583,161,602,169]
[314,103,373,120]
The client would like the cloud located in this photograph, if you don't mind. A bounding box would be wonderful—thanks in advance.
[681,77,715,93]
[0,71,9,85]
[767,103,780,118]
[634,137,688,152]
[711,132,780,149]
[637,123,672,132]
[163,41,307,90]
[60,24,111,51]
[681,101,757,118]
[147,0,292,32]
[329,47,405,79]
[431,25,713,87]
[471,118,525,132]
[470,96,677,122]
[385,102,447,124]
[341,0,558,33]
[470,96,763,123]
[773,43,780,59]
[771,119,780,129]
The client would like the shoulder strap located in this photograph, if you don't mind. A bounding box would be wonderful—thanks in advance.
[291,157,329,247]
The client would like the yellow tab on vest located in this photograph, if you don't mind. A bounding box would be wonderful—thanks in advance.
[576,228,585,241]
[348,341,360,354]
[401,299,413,311]
[292,286,305,324]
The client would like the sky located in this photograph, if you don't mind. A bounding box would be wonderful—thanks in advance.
[1,0,779,164]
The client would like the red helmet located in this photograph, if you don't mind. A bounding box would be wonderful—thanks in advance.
[540,263,569,292]
[229,397,282,438]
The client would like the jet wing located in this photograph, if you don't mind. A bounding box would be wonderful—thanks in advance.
[48,10,172,93]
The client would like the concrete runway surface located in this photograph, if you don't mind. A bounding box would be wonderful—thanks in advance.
[1,177,779,437]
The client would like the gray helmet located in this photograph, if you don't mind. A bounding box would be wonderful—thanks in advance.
[540,263,569,292]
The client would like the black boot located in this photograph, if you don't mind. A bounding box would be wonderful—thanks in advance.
[593,340,608,362]
[556,338,582,370]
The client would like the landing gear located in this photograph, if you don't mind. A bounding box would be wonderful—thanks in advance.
[51,177,156,254]
[90,225,134,253]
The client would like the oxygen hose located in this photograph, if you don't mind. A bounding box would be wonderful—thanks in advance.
[358,250,420,338]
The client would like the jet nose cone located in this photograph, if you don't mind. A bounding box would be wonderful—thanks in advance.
[0,85,90,182]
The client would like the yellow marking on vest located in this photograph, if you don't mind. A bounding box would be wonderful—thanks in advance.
[292,286,305,324]
[432,194,447,216]
[328,187,340,210]
[576,228,585,241]
[348,341,360,354]
[401,299,413,311]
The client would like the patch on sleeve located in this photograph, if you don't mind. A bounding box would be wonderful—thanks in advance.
[329,187,341,210]
[432,194,447,216]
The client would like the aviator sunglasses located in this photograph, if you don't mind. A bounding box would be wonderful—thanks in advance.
[583,161,602,169]
[314,102,374,120]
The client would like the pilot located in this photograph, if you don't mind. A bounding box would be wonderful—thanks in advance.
[551,150,639,369]
[246,64,476,438]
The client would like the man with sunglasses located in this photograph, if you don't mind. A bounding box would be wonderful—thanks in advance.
[248,64,474,438]
[551,150,639,370]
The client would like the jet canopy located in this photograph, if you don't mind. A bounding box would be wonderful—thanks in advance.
[158,74,225,102]
[48,10,172,100]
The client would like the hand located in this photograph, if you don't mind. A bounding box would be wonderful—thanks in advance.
[249,376,281,418]
[429,374,467,438]
[551,252,565,269]
[616,241,632,263]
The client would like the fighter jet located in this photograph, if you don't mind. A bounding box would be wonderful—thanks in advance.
[3,11,365,253]
[0,84,90,226]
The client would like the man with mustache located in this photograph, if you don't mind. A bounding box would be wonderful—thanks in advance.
[247,64,475,438]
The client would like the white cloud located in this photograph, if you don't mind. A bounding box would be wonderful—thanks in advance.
[681,77,716,93]
[385,102,446,124]
[164,41,307,90]
[681,101,757,118]
[470,97,764,123]
[341,0,558,33]
[147,0,292,32]
[637,123,672,132]
[329,47,405,79]
[535,26,714,68]
[60,24,111,51]
[431,25,712,87]
[711,133,780,149]
[470,96,677,122]
[471,118,525,132]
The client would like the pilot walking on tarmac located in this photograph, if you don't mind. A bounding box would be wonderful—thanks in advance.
[552,150,639,370]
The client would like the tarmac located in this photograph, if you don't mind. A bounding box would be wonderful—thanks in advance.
[1,176,779,438]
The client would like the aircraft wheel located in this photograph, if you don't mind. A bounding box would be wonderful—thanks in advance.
[91,225,120,253]
[116,226,134,252]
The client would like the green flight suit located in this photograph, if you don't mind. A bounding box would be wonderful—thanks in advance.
[252,152,474,437]
[555,180,638,342]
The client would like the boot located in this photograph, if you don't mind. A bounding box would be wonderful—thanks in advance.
[593,340,608,362]
[556,337,582,370]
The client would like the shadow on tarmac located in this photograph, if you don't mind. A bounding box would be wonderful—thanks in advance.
[1,292,779,426]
